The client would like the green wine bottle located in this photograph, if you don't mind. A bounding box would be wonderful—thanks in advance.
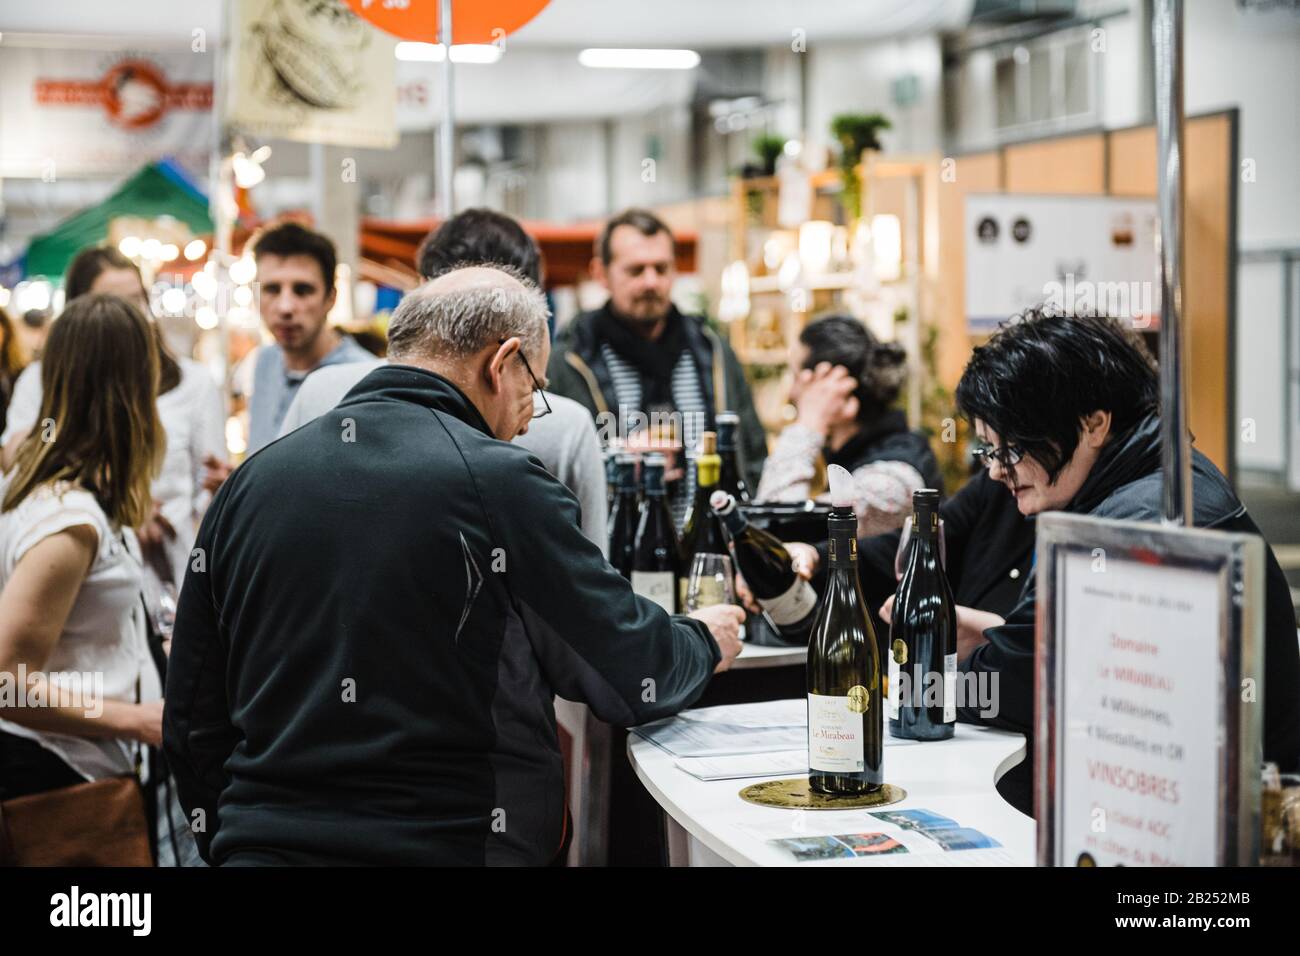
[806,464,883,795]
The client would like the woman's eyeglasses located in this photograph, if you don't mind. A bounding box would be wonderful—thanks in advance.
[971,441,1025,470]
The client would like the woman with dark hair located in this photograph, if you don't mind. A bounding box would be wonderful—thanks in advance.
[2,246,227,589]
[755,315,943,535]
[0,306,29,435]
[947,308,1300,811]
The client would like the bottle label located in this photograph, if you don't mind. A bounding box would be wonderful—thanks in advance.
[827,532,857,567]
[632,571,676,614]
[807,693,865,772]
[943,653,957,723]
[759,576,817,626]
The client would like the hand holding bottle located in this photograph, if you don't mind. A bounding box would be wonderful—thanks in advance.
[733,541,817,616]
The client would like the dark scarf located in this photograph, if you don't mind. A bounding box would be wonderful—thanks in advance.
[593,303,689,408]
[1066,412,1163,515]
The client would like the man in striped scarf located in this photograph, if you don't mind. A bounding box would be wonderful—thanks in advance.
[547,208,767,528]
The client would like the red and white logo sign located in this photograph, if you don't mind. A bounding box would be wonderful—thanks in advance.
[35,58,213,130]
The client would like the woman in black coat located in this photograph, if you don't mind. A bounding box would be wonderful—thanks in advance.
[953,312,1299,814]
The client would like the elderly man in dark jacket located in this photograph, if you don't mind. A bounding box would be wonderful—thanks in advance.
[163,266,742,865]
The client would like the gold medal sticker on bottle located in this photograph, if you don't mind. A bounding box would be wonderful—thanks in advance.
[846,685,869,713]
[892,639,908,665]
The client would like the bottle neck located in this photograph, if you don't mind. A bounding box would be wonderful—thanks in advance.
[912,503,940,542]
[696,454,721,489]
[826,512,858,569]
[643,468,666,499]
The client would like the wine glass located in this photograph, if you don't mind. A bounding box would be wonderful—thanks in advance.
[153,581,178,643]
[685,553,736,612]
[894,516,947,581]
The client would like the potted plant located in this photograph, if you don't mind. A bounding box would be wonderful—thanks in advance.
[752,134,787,177]
[830,113,891,220]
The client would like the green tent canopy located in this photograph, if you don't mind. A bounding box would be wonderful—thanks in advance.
[23,159,212,280]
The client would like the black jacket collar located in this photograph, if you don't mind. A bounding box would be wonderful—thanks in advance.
[1065,412,1242,526]
[1066,413,1164,516]
[826,410,910,468]
[338,363,495,438]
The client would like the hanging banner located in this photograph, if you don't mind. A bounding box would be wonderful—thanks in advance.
[0,47,214,178]
[225,0,398,149]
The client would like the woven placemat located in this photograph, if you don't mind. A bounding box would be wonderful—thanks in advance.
[739,778,907,810]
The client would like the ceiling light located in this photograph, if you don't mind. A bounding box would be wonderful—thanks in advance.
[396,42,502,64]
[578,49,700,70]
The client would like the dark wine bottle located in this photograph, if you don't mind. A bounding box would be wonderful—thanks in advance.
[889,489,957,741]
[715,411,751,504]
[607,453,639,579]
[632,454,681,613]
[806,465,883,795]
[679,432,728,608]
[711,490,817,639]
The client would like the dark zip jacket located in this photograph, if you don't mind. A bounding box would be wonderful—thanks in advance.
[960,414,1300,779]
[163,365,720,865]
[545,306,768,490]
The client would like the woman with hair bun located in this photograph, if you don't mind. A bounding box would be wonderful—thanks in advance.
[755,315,942,535]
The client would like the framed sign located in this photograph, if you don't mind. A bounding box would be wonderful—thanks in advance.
[1035,513,1264,866]
[964,194,1158,333]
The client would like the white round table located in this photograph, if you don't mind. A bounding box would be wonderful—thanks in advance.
[629,699,1034,866]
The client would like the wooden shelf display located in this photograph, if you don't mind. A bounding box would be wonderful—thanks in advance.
[722,155,943,436]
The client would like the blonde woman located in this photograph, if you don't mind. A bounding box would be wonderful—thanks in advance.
[0,294,165,806]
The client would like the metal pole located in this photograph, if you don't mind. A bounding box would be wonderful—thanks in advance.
[211,0,233,424]
[438,0,455,218]
[1153,0,1191,526]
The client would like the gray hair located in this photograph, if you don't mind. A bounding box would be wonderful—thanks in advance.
[386,272,550,361]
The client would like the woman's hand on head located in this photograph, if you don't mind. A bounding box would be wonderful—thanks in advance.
[794,363,858,436]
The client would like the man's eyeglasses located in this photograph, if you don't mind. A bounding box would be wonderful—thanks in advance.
[500,338,551,419]
[971,441,1025,470]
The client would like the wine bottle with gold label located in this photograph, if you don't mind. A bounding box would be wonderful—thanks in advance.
[889,489,957,740]
[806,465,883,794]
